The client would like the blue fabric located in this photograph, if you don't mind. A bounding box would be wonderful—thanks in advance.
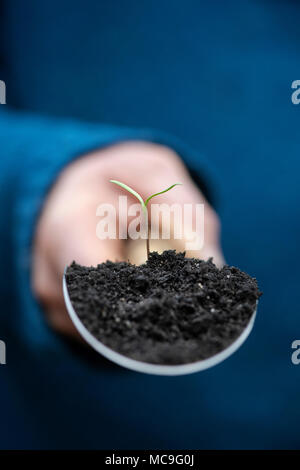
[0,0,299,449]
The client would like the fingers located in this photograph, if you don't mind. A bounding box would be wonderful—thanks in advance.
[54,215,125,272]
[103,142,224,267]
[144,174,224,267]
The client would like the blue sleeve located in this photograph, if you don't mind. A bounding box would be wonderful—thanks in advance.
[0,107,216,355]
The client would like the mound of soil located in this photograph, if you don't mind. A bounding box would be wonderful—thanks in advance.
[66,251,262,365]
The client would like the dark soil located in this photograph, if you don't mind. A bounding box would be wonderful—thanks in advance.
[66,251,262,365]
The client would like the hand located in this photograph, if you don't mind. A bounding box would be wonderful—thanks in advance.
[32,141,224,337]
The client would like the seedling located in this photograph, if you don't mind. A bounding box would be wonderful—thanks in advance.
[110,180,182,259]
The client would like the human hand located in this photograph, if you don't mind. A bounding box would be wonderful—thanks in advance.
[32,141,224,336]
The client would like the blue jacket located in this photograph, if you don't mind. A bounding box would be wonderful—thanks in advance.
[0,0,299,449]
